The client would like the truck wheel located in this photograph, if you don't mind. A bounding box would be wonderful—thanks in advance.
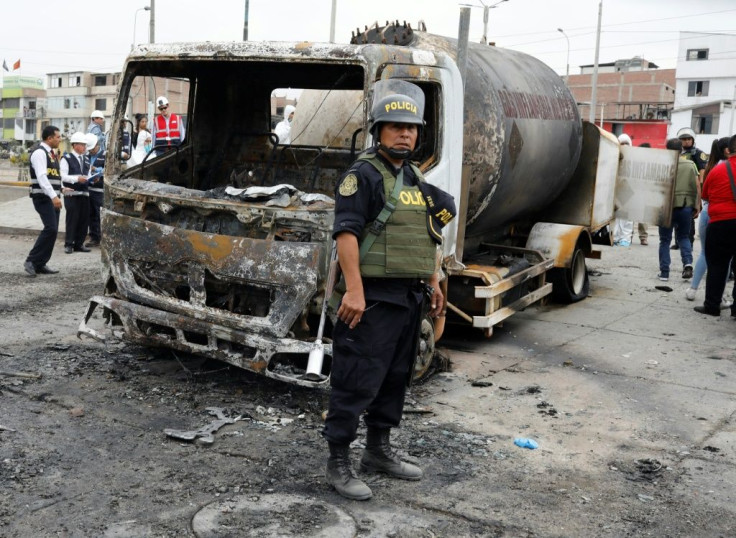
[413,314,436,382]
[549,244,589,303]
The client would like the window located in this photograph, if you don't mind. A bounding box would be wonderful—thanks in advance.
[687,81,709,97]
[68,73,81,87]
[94,75,107,86]
[3,98,20,108]
[691,104,720,135]
[687,49,708,61]
[51,76,62,88]
[63,98,70,109]
[95,98,107,111]
[3,119,14,129]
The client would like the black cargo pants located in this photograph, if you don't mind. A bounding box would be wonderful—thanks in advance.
[322,298,421,446]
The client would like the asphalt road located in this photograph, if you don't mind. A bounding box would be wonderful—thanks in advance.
[0,231,734,537]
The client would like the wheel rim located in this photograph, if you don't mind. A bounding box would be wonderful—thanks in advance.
[570,248,586,295]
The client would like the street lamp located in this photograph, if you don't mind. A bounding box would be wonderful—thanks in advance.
[557,28,570,82]
[132,6,151,51]
[479,0,509,45]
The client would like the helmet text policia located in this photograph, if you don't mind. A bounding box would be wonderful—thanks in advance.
[370,94,424,133]
[370,94,425,159]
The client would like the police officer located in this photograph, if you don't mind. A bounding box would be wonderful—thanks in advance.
[322,86,455,501]
[673,127,707,250]
[24,125,63,277]
[85,133,106,248]
[60,132,91,254]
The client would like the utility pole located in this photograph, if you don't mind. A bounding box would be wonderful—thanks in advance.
[457,7,471,89]
[329,0,337,43]
[730,84,736,136]
[557,28,570,82]
[243,0,249,41]
[148,0,156,123]
[589,0,602,124]
[149,0,155,43]
[479,0,508,45]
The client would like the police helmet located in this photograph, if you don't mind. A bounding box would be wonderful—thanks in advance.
[617,133,632,146]
[156,96,169,109]
[677,127,696,140]
[70,132,87,145]
[370,94,424,135]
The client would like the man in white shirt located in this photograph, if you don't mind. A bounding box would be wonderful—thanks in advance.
[24,126,63,277]
[60,132,91,254]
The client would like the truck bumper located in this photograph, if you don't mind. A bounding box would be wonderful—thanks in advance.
[78,295,332,388]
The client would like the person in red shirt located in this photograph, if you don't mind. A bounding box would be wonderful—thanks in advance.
[695,134,736,317]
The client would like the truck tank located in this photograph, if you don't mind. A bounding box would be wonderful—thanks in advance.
[353,23,583,238]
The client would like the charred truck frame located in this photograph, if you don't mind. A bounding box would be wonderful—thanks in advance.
[79,24,677,387]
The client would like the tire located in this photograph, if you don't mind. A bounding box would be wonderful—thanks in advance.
[549,243,589,303]
[412,315,436,382]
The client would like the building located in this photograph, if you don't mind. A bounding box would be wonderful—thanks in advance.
[1,75,46,145]
[45,71,120,139]
[669,32,736,149]
[579,57,660,75]
[566,58,675,148]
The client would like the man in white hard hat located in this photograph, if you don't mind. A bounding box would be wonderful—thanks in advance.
[152,95,184,155]
[60,132,91,254]
[87,110,106,154]
[84,133,106,247]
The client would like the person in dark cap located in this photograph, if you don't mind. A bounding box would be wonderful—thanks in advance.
[322,82,455,501]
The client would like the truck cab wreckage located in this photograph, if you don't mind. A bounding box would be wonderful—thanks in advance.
[79,22,677,387]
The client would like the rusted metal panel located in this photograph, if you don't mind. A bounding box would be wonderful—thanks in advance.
[615,145,678,228]
[526,223,590,268]
[103,210,321,338]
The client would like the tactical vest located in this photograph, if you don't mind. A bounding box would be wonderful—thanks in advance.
[29,145,61,197]
[358,155,437,278]
[62,153,90,196]
[88,151,106,194]
[154,114,182,148]
[674,157,698,208]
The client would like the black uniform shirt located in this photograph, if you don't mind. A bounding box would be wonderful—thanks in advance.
[683,146,707,171]
[333,151,424,308]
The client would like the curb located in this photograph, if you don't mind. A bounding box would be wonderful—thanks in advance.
[0,226,65,239]
[0,181,30,188]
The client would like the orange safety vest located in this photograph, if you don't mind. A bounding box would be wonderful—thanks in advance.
[154,114,182,148]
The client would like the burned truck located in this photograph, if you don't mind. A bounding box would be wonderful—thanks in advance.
[79,23,677,387]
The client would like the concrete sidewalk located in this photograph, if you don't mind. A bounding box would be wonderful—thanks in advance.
[0,184,66,237]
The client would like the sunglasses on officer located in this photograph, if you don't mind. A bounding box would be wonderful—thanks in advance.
[158,105,168,110]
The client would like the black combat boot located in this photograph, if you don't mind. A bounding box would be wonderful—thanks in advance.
[360,428,422,480]
[325,443,372,500]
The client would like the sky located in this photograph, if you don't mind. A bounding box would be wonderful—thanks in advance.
[1,0,735,86]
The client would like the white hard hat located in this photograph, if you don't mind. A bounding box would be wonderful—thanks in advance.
[618,133,632,146]
[85,133,99,151]
[90,110,104,119]
[677,127,696,139]
[70,132,87,145]
[156,96,169,108]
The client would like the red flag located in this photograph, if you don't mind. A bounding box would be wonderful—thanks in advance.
[13,59,20,70]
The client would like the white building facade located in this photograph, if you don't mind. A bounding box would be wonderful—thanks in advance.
[669,32,736,150]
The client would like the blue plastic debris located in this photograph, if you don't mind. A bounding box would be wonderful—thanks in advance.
[514,437,539,449]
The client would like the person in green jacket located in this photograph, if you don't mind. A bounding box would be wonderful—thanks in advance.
[658,138,700,281]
